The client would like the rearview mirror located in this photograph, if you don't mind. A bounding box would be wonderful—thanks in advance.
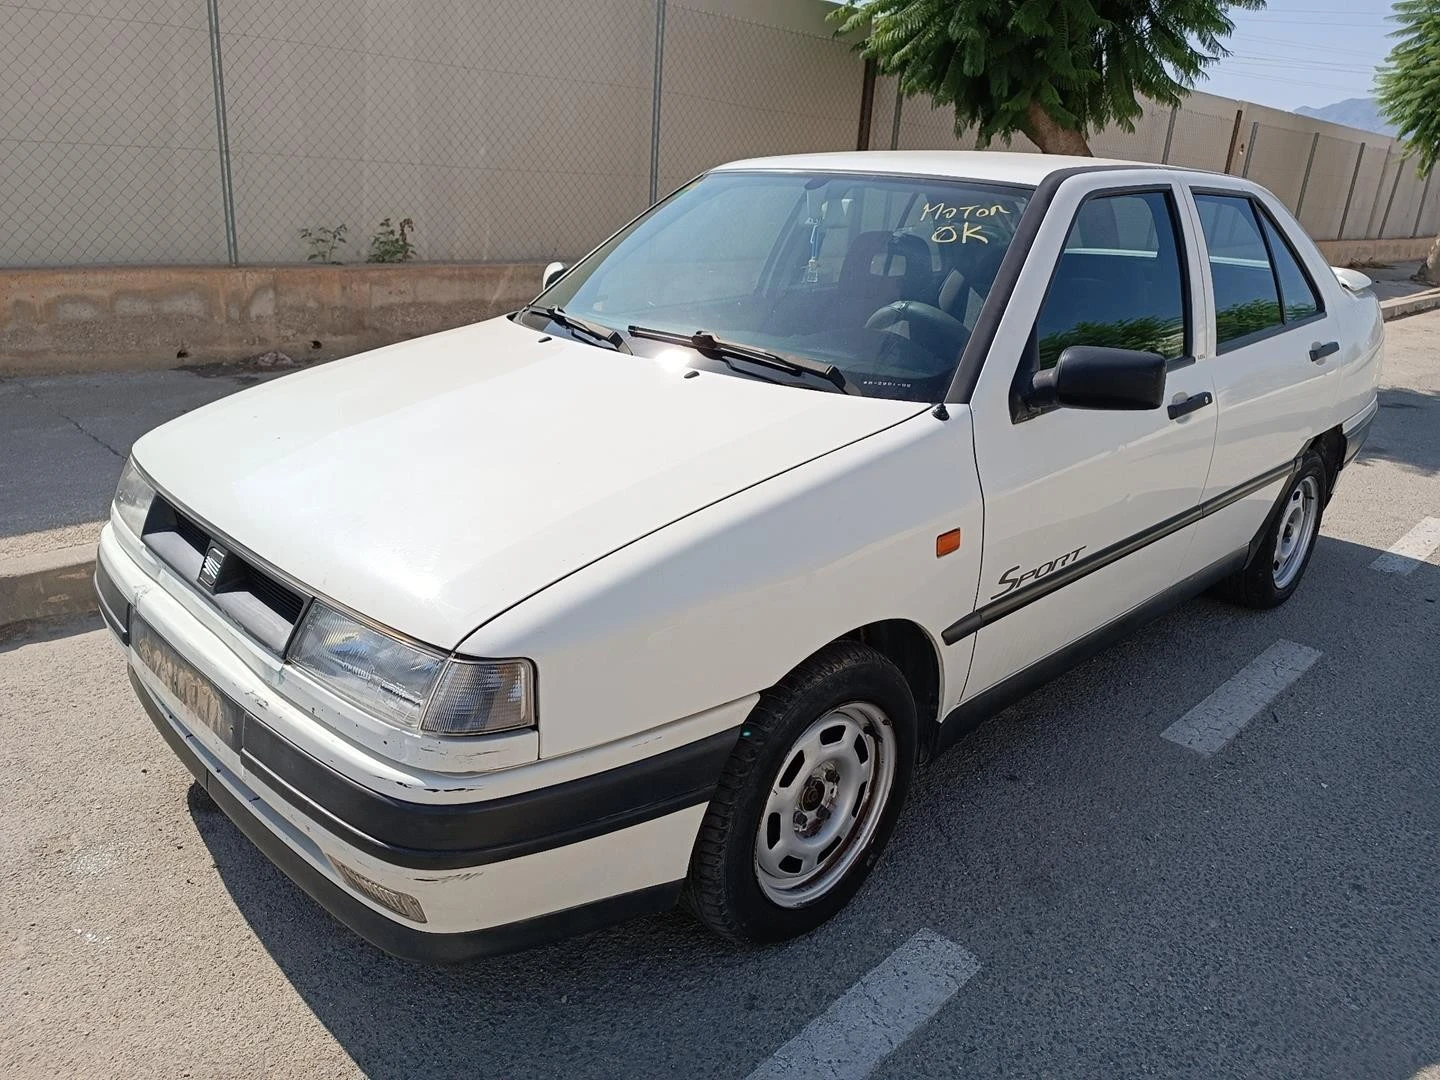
[1028,346,1166,411]
[542,261,567,290]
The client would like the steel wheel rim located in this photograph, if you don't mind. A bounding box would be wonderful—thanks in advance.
[754,701,897,909]
[1272,475,1320,589]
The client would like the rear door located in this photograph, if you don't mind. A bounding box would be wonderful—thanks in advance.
[956,176,1218,702]
[1179,186,1342,569]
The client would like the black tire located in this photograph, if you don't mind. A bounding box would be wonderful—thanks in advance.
[1213,449,1328,609]
[684,640,917,944]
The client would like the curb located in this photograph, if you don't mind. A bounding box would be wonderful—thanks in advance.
[0,544,99,632]
[1381,287,1440,321]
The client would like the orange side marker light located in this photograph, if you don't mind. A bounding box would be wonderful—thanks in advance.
[936,529,962,558]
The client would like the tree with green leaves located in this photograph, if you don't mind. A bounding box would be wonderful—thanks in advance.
[1378,0,1440,284]
[832,0,1262,156]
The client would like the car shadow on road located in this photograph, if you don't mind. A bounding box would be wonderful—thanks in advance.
[192,802,813,1079]
[187,531,1440,1080]
[1359,387,1440,477]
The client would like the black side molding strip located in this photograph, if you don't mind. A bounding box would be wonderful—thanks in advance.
[942,460,1297,645]
[133,668,682,964]
[933,548,1249,756]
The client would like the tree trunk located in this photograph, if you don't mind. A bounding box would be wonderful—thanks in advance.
[1418,233,1440,286]
[1021,100,1093,156]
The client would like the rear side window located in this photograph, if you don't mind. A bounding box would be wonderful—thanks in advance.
[1195,193,1321,349]
[1260,214,1321,322]
[1034,190,1187,369]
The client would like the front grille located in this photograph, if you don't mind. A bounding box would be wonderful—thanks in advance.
[143,495,308,654]
[172,512,209,555]
[233,560,306,624]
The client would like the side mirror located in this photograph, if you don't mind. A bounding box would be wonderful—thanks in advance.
[542,261,567,290]
[1028,346,1166,411]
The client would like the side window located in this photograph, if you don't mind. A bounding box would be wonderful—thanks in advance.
[1034,190,1187,370]
[1194,194,1286,348]
[1259,213,1321,322]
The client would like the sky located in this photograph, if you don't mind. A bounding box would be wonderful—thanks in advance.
[1194,0,1398,111]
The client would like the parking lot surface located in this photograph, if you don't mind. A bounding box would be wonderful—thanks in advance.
[3,311,1439,1080]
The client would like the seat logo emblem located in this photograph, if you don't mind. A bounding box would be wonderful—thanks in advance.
[198,543,227,590]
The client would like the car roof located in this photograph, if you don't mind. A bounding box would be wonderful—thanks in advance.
[710,150,1219,186]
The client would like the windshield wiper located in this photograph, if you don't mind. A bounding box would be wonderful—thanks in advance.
[626,326,855,394]
[520,304,631,353]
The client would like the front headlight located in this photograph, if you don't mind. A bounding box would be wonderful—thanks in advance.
[112,458,156,537]
[289,603,535,736]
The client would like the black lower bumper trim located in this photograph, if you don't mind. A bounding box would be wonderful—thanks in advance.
[94,558,131,645]
[120,613,738,872]
[241,714,738,872]
[1343,410,1374,465]
[131,669,684,963]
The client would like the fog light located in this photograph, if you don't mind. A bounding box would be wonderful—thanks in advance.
[330,858,426,923]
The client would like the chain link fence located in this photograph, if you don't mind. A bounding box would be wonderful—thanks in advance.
[1,0,228,264]
[3,0,1437,269]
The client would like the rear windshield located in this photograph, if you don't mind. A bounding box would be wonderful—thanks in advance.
[534,171,1032,402]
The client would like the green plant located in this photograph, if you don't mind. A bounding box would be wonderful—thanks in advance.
[366,217,417,263]
[1038,314,1184,368]
[831,0,1262,155]
[299,223,347,263]
[1377,0,1440,284]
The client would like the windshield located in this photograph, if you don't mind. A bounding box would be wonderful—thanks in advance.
[532,171,1032,402]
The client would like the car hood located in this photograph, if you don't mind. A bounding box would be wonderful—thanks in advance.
[134,317,925,647]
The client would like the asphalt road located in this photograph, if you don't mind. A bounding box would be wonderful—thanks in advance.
[3,312,1439,1080]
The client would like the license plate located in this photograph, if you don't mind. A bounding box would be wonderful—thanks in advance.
[132,617,244,751]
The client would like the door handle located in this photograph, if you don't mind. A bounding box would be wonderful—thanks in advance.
[1167,391,1213,420]
[1310,340,1340,363]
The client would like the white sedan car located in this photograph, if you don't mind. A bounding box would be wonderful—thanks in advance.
[96,152,1382,961]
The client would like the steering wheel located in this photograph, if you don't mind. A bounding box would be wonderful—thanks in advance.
[864,301,971,351]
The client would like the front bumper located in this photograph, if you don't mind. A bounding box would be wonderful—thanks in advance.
[97,526,742,962]
[132,667,687,962]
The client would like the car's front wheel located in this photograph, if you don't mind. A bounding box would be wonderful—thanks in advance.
[685,641,917,943]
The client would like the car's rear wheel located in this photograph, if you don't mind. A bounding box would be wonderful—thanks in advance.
[685,641,917,943]
[1215,449,1327,608]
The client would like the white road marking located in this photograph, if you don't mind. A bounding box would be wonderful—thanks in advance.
[1161,640,1322,756]
[1370,517,1440,575]
[744,929,979,1080]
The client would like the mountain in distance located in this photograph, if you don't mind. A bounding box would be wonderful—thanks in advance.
[1294,97,1397,138]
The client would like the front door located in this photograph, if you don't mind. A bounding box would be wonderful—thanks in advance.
[957,179,1219,702]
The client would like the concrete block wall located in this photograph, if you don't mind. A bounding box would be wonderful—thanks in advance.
[2,0,1437,272]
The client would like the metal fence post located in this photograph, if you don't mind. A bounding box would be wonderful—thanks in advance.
[1379,156,1406,238]
[204,0,238,264]
[1160,105,1178,164]
[1366,147,1393,236]
[1414,170,1435,237]
[648,0,667,205]
[1338,143,1366,240]
[856,59,877,150]
[888,88,903,150]
[1224,109,1244,173]
[1294,131,1320,218]
[1240,120,1259,178]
